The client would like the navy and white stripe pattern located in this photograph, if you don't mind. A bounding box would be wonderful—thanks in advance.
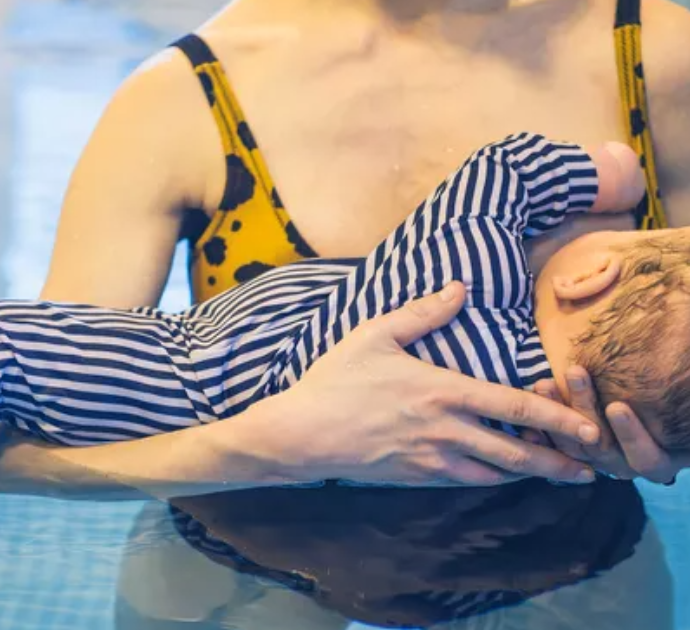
[0,133,598,445]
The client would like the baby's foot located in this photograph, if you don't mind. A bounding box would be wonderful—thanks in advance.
[589,142,646,213]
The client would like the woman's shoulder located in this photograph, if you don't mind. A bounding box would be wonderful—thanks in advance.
[98,39,234,212]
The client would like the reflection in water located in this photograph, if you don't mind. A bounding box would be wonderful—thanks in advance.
[115,478,672,629]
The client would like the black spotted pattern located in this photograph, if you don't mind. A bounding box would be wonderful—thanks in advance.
[271,188,285,209]
[634,191,649,226]
[634,63,644,79]
[203,236,227,266]
[175,35,325,293]
[630,108,646,136]
[286,222,318,258]
[639,154,646,169]
[237,121,257,151]
[234,262,275,284]
[181,208,212,244]
[221,155,256,211]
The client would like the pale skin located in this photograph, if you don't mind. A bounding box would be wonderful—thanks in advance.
[2,0,690,497]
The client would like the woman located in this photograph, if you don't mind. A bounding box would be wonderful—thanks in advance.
[1,0,689,497]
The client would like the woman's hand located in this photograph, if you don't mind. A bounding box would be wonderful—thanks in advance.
[248,283,601,487]
[534,369,637,480]
[534,369,689,484]
[606,402,690,484]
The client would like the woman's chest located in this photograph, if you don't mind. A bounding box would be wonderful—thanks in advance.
[207,0,684,257]
[253,60,623,256]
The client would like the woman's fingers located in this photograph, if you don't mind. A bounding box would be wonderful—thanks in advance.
[563,367,614,447]
[564,367,639,479]
[533,378,586,461]
[519,428,550,446]
[607,402,677,484]
[436,422,595,484]
[534,371,636,479]
[441,373,601,447]
[564,367,624,467]
[417,452,525,487]
[374,281,467,347]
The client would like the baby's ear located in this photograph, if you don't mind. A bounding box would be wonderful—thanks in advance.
[552,254,621,301]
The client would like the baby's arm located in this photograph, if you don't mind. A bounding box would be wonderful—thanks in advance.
[456,133,644,239]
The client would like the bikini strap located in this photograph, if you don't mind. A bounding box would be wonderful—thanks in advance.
[170,34,294,227]
[613,0,668,230]
[172,34,218,66]
[171,34,262,212]
[615,0,640,27]
[172,34,224,112]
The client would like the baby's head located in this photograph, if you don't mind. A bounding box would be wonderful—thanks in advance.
[536,228,690,452]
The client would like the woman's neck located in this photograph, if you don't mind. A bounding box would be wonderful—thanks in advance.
[227,0,511,26]
[375,0,510,21]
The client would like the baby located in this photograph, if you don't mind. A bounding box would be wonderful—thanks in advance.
[0,132,682,453]
[536,209,690,452]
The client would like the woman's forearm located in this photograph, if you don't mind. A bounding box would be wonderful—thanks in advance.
[0,426,148,500]
[0,397,294,501]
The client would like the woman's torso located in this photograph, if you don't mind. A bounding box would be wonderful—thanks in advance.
[177,0,690,295]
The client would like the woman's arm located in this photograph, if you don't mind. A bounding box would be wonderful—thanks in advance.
[0,46,232,496]
[40,48,224,308]
[0,286,599,499]
[0,396,291,501]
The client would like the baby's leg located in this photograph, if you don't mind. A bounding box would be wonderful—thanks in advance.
[0,261,355,445]
[0,299,215,444]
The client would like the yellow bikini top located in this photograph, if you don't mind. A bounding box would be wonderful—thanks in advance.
[173,34,316,303]
[175,3,666,301]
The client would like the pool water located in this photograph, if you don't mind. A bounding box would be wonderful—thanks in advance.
[0,1,689,629]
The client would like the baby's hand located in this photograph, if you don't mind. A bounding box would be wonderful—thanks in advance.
[589,142,646,214]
